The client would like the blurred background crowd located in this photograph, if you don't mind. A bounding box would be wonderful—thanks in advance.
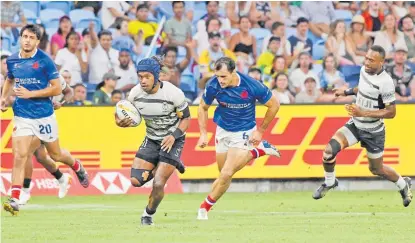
[1,1,415,106]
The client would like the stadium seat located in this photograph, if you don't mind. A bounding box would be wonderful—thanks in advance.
[180,74,197,92]
[307,31,322,44]
[112,36,135,51]
[406,62,415,74]
[69,9,95,25]
[250,28,271,55]
[335,9,353,23]
[45,28,56,41]
[107,28,117,36]
[45,1,72,14]
[312,40,326,60]
[44,19,61,29]
[22,9,38,24]
[40,9,66,24]
[285,27,296,39]
[193,10,207,24]
[340,65,362,88]
[158,2,174,19]
[312,63,323,75]
[76,18,101,33]
[1,35,12,52]
[230,28,240,36]
[21,1,41,17]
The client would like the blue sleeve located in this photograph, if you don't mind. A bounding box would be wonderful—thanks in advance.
[43,56,60,81]
[319,71,328,89]
[202,80,216,105]
[253,81,272,104]
[6,59,14,79]
[338,71,345,81]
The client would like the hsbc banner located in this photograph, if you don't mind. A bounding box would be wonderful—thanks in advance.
[1,105,415,179]
[0,169,183,196]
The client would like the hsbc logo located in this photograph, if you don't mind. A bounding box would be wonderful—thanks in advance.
[91,172,131,194]
[0,173,12,195]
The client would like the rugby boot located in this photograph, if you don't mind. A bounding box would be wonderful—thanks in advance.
[141,216,154,226]
[258,140,281,157]
[312,179,339,200]
[74,160,89,188]
[400,177,413,207]
[3,198,19,216]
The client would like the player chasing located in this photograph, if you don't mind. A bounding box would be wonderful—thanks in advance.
[1,25,89,216]
[196,57,281,220]
[115,57,189,226]
[19,75,90,205]
[313,45,412,207]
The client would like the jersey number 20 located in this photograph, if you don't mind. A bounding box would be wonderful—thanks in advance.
[39,124,52,134]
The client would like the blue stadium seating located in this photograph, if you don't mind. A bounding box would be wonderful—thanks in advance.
[406,62,415,74]
[45,1,72,14]
[307,31,322,44]
[193,10,207,24]
[312,40,326,60]
[312,63,323,75]
[69,9,95,25]
[22,9,38,24]
[40,9,66,24]
[1,35,12,52]
[285,27,296,39]
[250,28,271,55]
[112,36,135,51]
[334,9,353,26]
[76,18,101,33]
[340,65,362,88]
[21,1,41,17]
[44,19,61,29]
[45,28,56,41]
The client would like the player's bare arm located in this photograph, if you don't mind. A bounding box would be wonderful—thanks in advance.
[197,99,210,148]
[334,87,358,97]
[0,77,15,111]
[346,103,396,119]
[15,78,62,99]
[250,94,280,146]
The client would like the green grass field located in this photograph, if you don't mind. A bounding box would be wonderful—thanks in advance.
[1,191,414,243]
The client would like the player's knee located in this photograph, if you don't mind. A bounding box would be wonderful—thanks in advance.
[152,180,166,191]
[369,164,384,176]
[219,170,233,182]
[130,168,153,187]
[323,139,341,163]
[48,152,61,162]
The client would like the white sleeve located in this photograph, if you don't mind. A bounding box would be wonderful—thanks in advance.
[262,35,271,54]
[127,85,140,102]
[172,87,188,111]
[54,50,64,66]
[59,75,67,90]
[380,78,396,104]
[104,1,119,9]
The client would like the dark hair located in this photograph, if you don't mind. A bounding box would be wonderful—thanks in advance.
[64,31,79,48]
[239,15,250,24]
[270,55,285,75]
[205,1,219,6]
[296,52,313,69]
[137,3,149,12]
[205,16,221,32]
[398,14,414,31]
[36,24,49,50]
[112,90,122,96]
[370,45,386,59]
[20,24,41,40]
[1,54,9,61]
[98,30,112,39]
[162,46,178,56]
[73,83,86,90]
[57,16,74,35]
[271,21,284,31]
[297,17,309,26]
[172,1,185,7]
[322,53,338,70]
[214,57,236,72]
[272,72,289,89]
[248,67,261,74]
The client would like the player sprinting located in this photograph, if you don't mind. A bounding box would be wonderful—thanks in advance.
[312,45,412,207]
[0,25,89,216]
[115,57,189,226]
[19,75,89,205]
[196,57,281,220]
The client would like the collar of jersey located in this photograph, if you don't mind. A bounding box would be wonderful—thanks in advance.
[236,72,241,87]
[19,48,38,59]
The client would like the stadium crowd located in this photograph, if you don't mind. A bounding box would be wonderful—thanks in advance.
[1,1,415,106]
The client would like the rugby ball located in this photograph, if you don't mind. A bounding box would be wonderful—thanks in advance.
[115,100,141,127]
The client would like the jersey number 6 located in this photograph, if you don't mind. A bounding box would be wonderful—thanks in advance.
[39,124,52,134]
[242,132,249,140]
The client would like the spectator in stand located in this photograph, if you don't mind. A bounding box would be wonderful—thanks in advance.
[199,32,236,82]
[0,2,26,42]
[257,37,280,74]
[162,42,193,87]
[374,14,407,61]
[248,67,263,82]
[81,28,92,55]
[74,1,101,15]
[89,23,120,84]
[295,77,322,103]
[317,54,353,103]
[60,70,72,87]
[229,16,257,73]
[301,1,336,40]
[263,55,287,85]
[93,73,120,105]
[250,2,280,29]
[362,1,385,35]
[114,49,138,92]
[333,1,360,15]
[112,18,143,57]
[164,1,192,46]
[277,1,307,28]
[36,24,51,54]
[51,16,81,58]
[399,14,415,61]
[288,18,313,67]
[1,54,9,82]
[70,84,92,106]
[54,31,88,86]
[101,1,132,30]
[346,15,373,65]
[111,90,123,104]
[197,1,231,42]
[262,22,290,57]
[193,17,227,57]
[270,72,295,104]
[325,20,357,65]
[226,2,255,28]
[386,45,415,102]
[289,52,320,94]
[411,2,415,22]
[389,1,408,20]
[128,4,164,45]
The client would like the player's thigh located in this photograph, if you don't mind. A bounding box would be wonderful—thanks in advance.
[135,137,160,168]
[336,120,360,149]
[216,152,227,172]
[43,139,62,159]
[360,129,385,162]
[221,147,251,177]
[152,162,176,188]
[12,135,41,159]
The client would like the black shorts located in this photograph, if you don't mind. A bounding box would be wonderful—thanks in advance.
[344,120,385,154]
[135,136,185,167]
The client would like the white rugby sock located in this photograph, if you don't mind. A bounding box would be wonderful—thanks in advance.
[142,208,154,217]
[58,175,65,184]
[324,171,336,186]
[22,188,30,193]
[395,177,407,190]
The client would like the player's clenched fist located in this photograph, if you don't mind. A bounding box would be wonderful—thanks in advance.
[197,133,208,148]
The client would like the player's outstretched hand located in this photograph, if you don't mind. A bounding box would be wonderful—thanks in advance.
[249,130,263,147]
[333,88,347,97]
[161,135,175,153]
[197,133,208,148]
[0,98,7,112]
[14,86,33,99]
[345,104,362,117]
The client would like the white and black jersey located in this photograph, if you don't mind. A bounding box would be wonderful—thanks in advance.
[353,67,396,133]
[128,81,188,141]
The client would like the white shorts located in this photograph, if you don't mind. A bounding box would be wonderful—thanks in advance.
[13,115,58,143]
[215,126,255,153]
